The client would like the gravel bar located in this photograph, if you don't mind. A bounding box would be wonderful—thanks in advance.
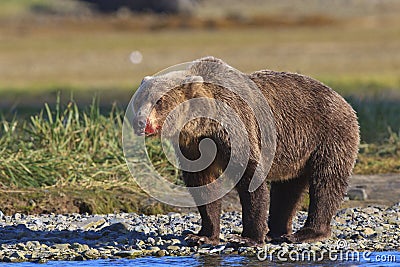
[0,203,399,263]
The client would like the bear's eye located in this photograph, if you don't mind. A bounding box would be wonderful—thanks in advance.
[156,99,162,106]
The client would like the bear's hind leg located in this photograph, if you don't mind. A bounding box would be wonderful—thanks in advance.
[284,150,351,243]
[267,174,309,241]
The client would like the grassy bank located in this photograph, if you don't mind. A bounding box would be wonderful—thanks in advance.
[0,98,175,215]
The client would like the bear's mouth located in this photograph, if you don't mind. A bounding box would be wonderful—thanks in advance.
[144,119,160,137]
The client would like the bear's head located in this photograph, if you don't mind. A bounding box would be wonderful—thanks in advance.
[131,72,215,138]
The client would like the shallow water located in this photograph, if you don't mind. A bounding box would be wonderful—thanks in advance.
[1,252,399,267]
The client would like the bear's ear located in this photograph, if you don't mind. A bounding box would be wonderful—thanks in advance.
[140,76,152,85]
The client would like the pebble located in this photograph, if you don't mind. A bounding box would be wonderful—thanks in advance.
[347,188,368,200]
[0,203,399,262]
[156,250,166,257]
[149,246,160,252]
[362,227,375,237]
[170,238,181,245]
[167,245,181,251]
[114,250,142,258]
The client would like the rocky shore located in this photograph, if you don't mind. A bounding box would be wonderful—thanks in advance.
[0,203,399,263]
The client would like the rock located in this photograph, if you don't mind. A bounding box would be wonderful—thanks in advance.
[71,243,90,253]
[25,241,41,249]
[388,217,400,225]
[170,238,181,245]
[115,250,142,258]
[347,188,368,200]
[2,257,12,262]
[374,244,384,250]
[10,251,25,261]
[363,207,380,214]
[363,227,376,237]
[238,247,256,256]
[199,243,213,249]
[30,251,41,259]
[16,243,26,250]
[167,212,180,219]
[84,248,100,259]
[134,225,150,234]
[374,226,384,234]
[79,217,107,230]
[74,255,85,261]
[209,245,225,253]
[13,213,22,220]
[166,245,180,251]
[350,233,362,240]
[156,250,166,257]
[148,246,160,252]
[231,226,242,234]
[136,240,145,248]
[146,237,155,245]
[103,222,129,234]
[223,247,235,254]
[52,244,70,250]
[197,248,211,254]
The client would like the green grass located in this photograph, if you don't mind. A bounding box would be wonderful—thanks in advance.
[355,129,400,174]
[0,0,50,17]
[348,96,400,143]
[0,95,183,189]
[0,96,126,188]
[0,0,85,18]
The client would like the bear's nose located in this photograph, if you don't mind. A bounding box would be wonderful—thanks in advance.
[136,116,147,129]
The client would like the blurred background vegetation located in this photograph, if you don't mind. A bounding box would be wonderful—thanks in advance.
[0,0,399,214]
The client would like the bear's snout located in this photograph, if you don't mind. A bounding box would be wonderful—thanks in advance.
[132,115,147,136]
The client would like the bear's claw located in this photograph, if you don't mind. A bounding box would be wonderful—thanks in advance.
[184,233,219,246]
[279,228,331,243]
[227,234,263,247]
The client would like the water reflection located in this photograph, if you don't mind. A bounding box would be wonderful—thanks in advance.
[2,253,399,267]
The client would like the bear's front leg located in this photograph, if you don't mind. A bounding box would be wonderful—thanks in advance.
[234,178,269,246]
[182,170,221,246]
[185,199,221,246]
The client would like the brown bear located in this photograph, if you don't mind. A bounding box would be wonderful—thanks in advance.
[131,57,359,246]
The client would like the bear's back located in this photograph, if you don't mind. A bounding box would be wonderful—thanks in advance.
[249,70,359,180]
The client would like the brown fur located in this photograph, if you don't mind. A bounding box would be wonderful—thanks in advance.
[132,57,360,245]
